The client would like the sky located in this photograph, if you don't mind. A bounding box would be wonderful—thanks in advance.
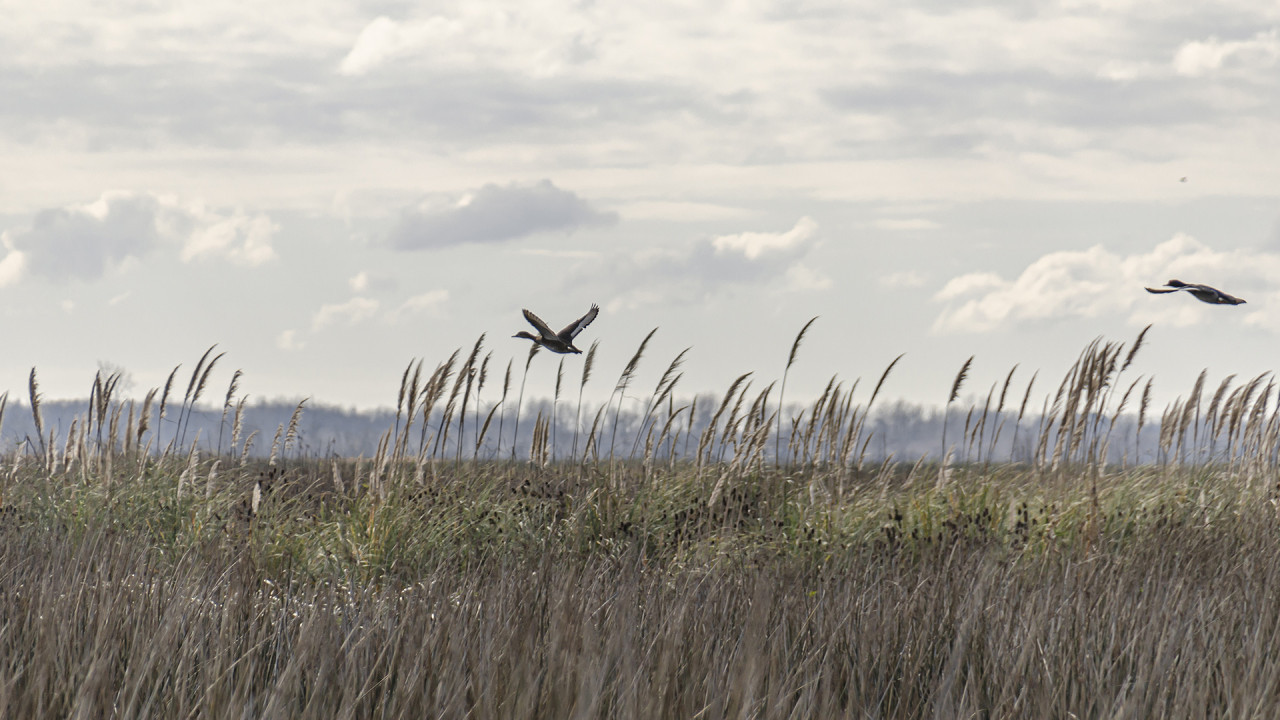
[1,0,1279,414]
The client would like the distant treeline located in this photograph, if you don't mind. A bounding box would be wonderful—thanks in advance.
[0,395,1176,465]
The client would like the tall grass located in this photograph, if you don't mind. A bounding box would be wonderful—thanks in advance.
[6,325,1280,717]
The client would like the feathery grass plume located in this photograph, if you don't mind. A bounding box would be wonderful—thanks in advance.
[511,343,542,459]
[609,327,658,465]
[284,398,308,460]
[1213,386,1242,456]
[1228,375,1267,463]
[837,380,864,468]
[776,316,818,465]
[238,429,258,466]
[107,402,122,461]
[940,356,973,464]
[418,351,460,458]
[985,365,1017,469]
[28,369,45,457]
[0,391,8,450]
[1205,374,1236,460]
[1008,371,1036,464]
[177,434,200,500]
[631,348,690,458]
[476,402,502,459]
[799,375,836,466]
[394,359,415,440]
[394,360,422,461]
[581,405,607,464]
[697,372,752,472]
[816,380,843,465]
[571,340,598,458]
[1100,376,1141,467]
[1241,378,1273,473]
[1134,377,1152,464]
[1053,341,1097,469]
[217,369,243,457]
[474,351,491,456]
[135,388,157,453]
[87,372,102,445]
[455,334,485,463]
[1176,370,1207,464]
[231,396,246,456]
[1158,401,1180,465]
[552,356,565,459]
[683,396,699,461]
[179,346,224,449]
[717,378,754,464]
[1120,323,1152,375]
[971,382,995,465]
[437,343,477,460]
[62,417,78,471]
[156,366,179,455]
[268,423,285,467]
[495,358,513,458]
[654,402,689,465]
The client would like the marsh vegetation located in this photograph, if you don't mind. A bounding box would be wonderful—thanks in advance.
[2,326,1279,718]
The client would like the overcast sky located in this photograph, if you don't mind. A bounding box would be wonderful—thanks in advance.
[2,0,1279,414]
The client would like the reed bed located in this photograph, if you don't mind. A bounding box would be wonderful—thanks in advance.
[2,329,1280,718]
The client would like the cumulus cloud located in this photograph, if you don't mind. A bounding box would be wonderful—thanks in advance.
[1174,29,1280,77]
[881,270,929,288]
[277,329,305,351]
[182,209,278,266]
[311,297,380,331]
[0,191,278,285]
[590,217,827,309]
[387,180,617,251]
[874,218,941,231]
[932,234,1280,333]
[394,290,450,320]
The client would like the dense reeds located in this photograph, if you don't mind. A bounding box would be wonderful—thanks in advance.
[4,326,1280,717]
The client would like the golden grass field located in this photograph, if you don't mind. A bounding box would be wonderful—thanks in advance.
[3,326,1280,718]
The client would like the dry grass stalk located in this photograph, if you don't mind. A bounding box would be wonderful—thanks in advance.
[940,356,973,466]
[631,348,689,457]
[27,369,45,458]
[609,327,658,464]
[571,340,598,458]
[218,369,243,457]
[776,316,818,465]
[157,366,180,456]
[698,373,752,472]
[511,343,541,460]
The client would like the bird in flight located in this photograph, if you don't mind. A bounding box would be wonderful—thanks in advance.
[1145,280,1245,305]
[513,304,599,354]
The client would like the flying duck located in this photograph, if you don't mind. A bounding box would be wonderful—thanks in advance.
[513,304,599,354]
[1145,279,1246,305]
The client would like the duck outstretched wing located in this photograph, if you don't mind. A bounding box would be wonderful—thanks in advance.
[559,304,599,340]
[523,309,556,338]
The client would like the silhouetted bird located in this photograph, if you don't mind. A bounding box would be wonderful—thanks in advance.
[513,304,599,353]
[1145,280,1245,305]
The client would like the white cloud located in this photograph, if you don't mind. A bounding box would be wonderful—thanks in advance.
[874,218,941,231]
[592,217,828,309]
[182,209,278,266]
[276,329,305,351]
[0,191,278,284]
[1174,29,1280,77]
[387,180,617,250]
[933,234,1280,333]
[312,297,380,331]
[349,271,369,292]
[395,290,449,319]
[713,216,818,259]
[881,270,928,288]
